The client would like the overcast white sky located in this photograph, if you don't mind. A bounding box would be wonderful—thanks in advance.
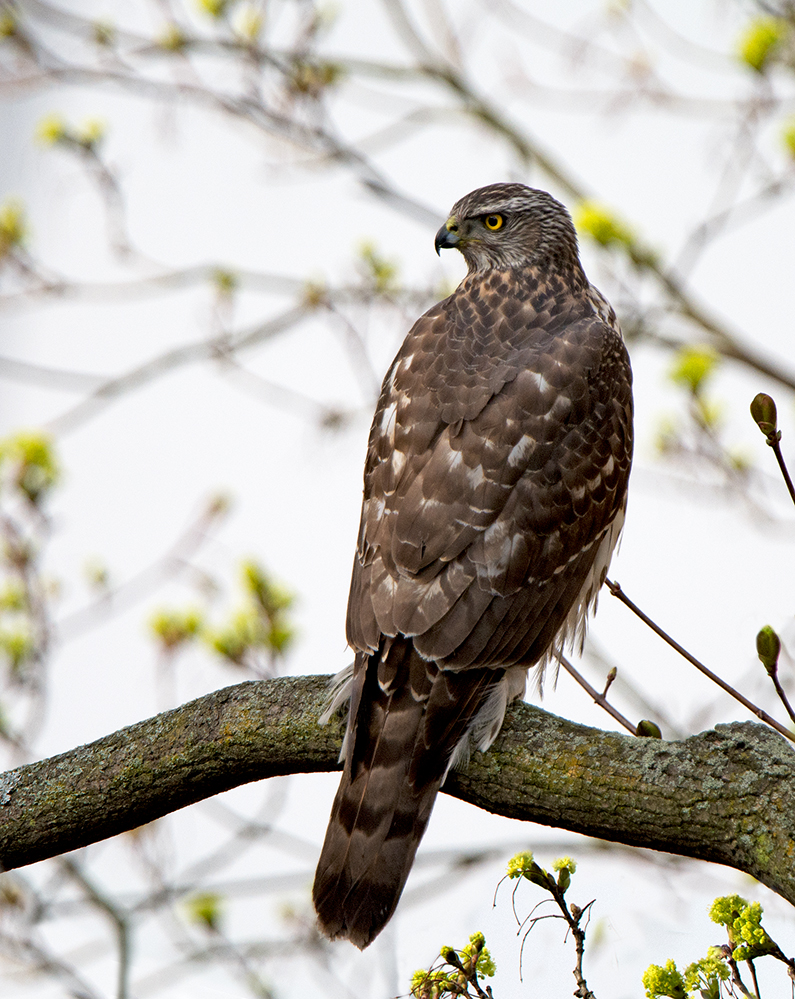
[2,1,795,996]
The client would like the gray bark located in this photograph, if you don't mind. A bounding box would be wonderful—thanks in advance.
[1,675,793,908]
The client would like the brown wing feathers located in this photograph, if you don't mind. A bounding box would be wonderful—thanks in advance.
[313,184,633,948]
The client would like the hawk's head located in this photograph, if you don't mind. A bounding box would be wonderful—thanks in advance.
[435,182,580,274]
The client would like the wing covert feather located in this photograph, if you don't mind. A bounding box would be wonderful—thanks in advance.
[347,276,632,667]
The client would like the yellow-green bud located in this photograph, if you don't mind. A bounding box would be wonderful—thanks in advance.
[0,628,34,675]
[756,625,781,675]
[36,114,66,145]
[783,117,795,159]
[0,198,27,256]
[233,3,263,41]
[358,240,398,293]
[468,931,485,951]
[207,493,231,516]
[642,959,687,999]
[77,118,106,148]
[669,345,719,395]
[150,608,203,651]
[212,268,237,295]
[574,200,635,249]
[737,17,789,73]
[636,719,662,739]
[157,23,186,51]
[0,430,59,503]
[197,0,228,17]
[750,393,778,437]
[303,280,328,308]
[552,856,577,873]
[185,891,223,931]
[506,850,534,878]
[0,581,25,612]
[709,894,747,929]
[92,20,115,46]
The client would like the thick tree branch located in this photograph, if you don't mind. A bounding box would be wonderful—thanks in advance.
[1,675,793,909]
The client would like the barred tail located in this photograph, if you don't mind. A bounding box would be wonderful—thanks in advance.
[313,640,501,948]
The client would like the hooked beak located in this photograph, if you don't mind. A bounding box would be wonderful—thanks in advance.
[435,221,460,255]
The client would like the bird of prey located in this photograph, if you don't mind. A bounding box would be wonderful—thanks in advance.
[313,182,633,949]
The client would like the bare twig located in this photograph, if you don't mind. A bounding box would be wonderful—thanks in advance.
[558,654,636,735]
[721,946,757,999]
[0,930,106,999]
[767,435,795,507]
[605,579,795,744]
[4,5,795,397]
[44,305,309,436]
[59,857,131,999]
[769,672,795,728]
[746,957,761,999]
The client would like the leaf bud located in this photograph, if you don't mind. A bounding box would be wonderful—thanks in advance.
[750,393,778,437]
[756,625,781,675]
[636,719,662,739]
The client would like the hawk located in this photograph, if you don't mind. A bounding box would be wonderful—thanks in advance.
[313,182,633,949]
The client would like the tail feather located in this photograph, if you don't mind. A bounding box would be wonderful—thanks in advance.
[313,639,501,948]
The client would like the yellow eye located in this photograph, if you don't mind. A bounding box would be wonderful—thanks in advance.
[484,214,503,231]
